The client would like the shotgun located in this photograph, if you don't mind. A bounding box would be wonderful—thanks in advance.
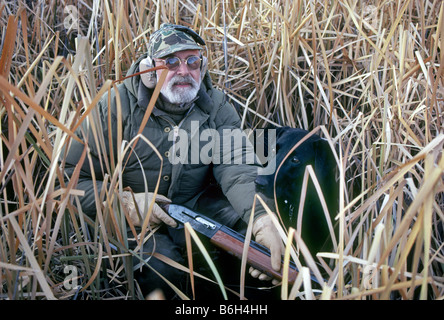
[161,203,300,284]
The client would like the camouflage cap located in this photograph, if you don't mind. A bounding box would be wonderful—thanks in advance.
[147,23,206,58]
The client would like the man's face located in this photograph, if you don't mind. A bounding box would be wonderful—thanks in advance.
[154,49,202,104]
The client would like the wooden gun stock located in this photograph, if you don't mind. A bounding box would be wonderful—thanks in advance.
[210,226,298,284]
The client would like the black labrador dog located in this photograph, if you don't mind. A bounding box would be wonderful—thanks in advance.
[255,126,338,255]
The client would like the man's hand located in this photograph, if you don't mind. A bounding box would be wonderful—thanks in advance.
[249,213,284,283]
[121,191,177,228]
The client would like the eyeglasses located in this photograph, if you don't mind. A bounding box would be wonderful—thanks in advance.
[156,55,202,71]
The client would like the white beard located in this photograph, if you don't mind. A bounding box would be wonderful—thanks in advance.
[160,75,201,105]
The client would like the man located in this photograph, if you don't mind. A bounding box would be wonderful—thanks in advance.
[64,23,282,298]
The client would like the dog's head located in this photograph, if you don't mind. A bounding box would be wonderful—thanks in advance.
[255,127,337,223]
[255,127,330,192]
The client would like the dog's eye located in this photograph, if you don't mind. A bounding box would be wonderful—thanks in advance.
[291,156,300,164]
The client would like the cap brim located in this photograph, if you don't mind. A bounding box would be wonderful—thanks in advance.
[154,44,203,58]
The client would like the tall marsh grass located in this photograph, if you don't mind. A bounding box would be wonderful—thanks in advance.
[0,0,443,300]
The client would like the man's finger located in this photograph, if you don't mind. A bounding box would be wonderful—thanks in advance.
[154,194,172,204]
[249,267,261,278]
[154,206,178,228]
[259,273,272,281]
[270,241,283,272]
[249,267,272,281]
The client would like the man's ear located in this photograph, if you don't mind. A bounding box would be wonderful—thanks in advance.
[140,56,157,89]
[200,56,208,81]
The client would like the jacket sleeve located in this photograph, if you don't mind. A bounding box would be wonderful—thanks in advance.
[62,87,120,217]
[211,97,273,223]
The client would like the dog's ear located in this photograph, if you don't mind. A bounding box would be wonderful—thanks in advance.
[313,139,337,186]
[275,126,287,140]
[314,138,338,212]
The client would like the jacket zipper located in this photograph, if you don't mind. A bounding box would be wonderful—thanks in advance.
[160,108,195,159]
[172,125,180,157]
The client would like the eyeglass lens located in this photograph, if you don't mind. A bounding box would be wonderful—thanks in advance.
[164,56,201,70]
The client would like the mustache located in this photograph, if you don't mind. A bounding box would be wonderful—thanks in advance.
[169,75,198,88]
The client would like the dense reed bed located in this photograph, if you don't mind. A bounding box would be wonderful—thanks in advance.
[0,0,443,300]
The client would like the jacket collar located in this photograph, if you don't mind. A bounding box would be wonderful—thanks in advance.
[194,83,213,114]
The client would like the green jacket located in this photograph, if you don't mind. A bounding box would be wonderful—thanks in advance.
[64,55,266,222]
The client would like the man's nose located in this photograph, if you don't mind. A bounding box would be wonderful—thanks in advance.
[176,60,190,75]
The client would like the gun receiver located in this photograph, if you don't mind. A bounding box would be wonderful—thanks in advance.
[162,203,299,284]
